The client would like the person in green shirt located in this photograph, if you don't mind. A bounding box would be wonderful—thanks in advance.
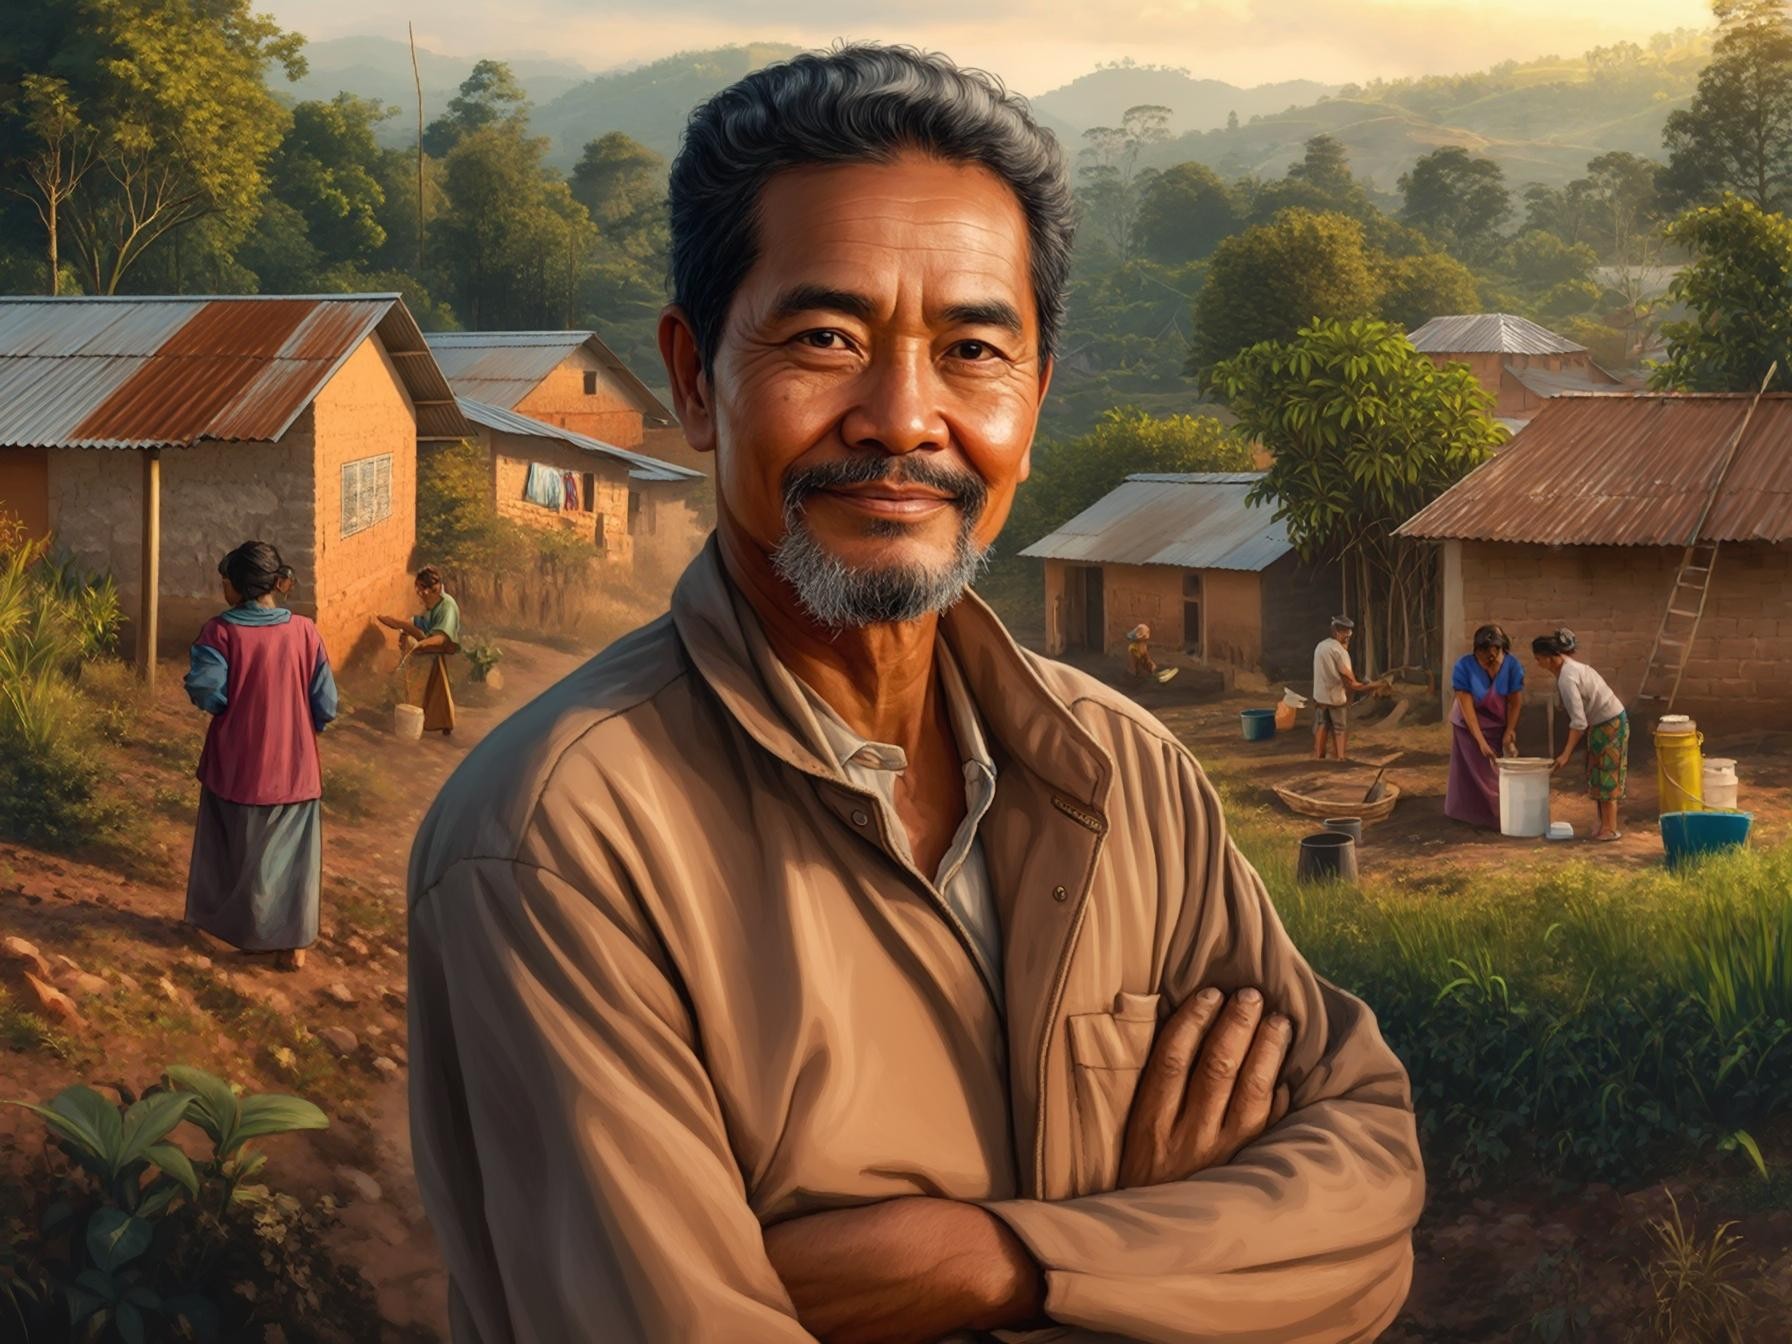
[381,565,462,734]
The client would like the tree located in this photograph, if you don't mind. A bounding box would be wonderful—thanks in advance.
[422,59,528,157]
[1076,105,1172,260]
[1190,209,1382,376]
[5,75,97,294]
[571,132,666,254]
[1398,147,1511,260]
[1134,162,1239,265]
[1504,228,1599,292]
[1521,180,1598,249]
[266,96,402,269]
[1661,0,1792,211]
[1,0,306,294]
[1226,110,1239,132]
[1374,251,1480,331]
[1287,134,1354,196]
[1007,408,1253,551]
[1651,195,1792,391]
[1583,151,1665,259]
[1211,318,1503,674]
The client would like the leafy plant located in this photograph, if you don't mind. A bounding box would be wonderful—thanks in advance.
[463,638,505,680]
[1,1066,335,1342]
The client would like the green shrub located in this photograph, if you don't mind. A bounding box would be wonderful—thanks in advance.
[1,1066,378,1342]
[321,756,388,821]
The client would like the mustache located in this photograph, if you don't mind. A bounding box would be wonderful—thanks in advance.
[781,456,989,519]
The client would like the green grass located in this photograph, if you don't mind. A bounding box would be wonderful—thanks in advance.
[1222,794,1792,1191]
[322,756,391,821]
[0,989,76,1059]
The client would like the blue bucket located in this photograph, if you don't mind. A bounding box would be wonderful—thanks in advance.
[1241,709,1277,742]
[1660,810,1753,868]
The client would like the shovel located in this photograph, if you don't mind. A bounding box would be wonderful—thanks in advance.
[1363,753,1402,805]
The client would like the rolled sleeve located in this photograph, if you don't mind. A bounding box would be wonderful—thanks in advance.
[984,743,1423,1344]
[184,644,229,715]
[309,649,339,732]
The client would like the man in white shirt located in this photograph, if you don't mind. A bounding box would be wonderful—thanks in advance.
[1312,616,1372,761]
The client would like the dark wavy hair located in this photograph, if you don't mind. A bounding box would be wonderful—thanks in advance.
[217,541,285,602]
[1532,628,1578,657]
[1472,623,1511,654]
[668,43,1075,373]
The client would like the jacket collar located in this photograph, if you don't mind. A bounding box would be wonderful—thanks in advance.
[670,535,1112,810]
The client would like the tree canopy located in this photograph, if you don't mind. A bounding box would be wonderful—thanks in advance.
[1398,147,1512,261]
[1134,162,1238,266]
[1661,0,1792,212]
[1650,194,1792,392]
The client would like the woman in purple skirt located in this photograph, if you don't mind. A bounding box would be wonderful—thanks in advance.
[1445,623,1525,828]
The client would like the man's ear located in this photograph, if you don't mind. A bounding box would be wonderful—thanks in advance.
[658,305,715,455]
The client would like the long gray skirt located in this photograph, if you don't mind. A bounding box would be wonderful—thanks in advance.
[185,788,321,951]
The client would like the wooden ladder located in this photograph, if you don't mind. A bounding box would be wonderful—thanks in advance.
[1633,362,1778,712]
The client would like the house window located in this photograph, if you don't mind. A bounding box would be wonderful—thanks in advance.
[1181,571,1202,654]
[627,489,642,536]
[583,371,599,395]
[582,472,596,514]
[340,454,393,538]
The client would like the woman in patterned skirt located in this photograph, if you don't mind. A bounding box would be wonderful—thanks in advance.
[1532,629,1628,842]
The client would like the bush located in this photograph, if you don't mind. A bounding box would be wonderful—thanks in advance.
[0,533,127,849]
[1,1066,380,1342]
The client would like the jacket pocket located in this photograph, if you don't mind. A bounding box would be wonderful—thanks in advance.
[1065,991,1162,1196]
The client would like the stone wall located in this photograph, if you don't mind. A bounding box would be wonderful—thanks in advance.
[308,336,417,666]
[514,347,650,447]
[1453,539,1792,732]
[1260,555,1345,684]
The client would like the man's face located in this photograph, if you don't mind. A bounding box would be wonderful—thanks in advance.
[418,581,442,605]
[696,152,1050,626]
[1335,628,1353,647]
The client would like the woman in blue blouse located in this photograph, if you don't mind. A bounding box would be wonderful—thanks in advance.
[1445,623,1525,828]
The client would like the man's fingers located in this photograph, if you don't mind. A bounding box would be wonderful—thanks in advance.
[1221,1013,1292,1141]
[1127,988,1224,1144]
[1180,988,1264,1143]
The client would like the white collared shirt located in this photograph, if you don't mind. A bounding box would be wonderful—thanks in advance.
[795,649,1004,1000]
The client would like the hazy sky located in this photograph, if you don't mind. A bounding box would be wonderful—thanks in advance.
[264,0,1716,93]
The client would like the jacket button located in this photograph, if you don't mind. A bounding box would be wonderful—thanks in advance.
[1052,885,1068,902]
[851,809,870,827]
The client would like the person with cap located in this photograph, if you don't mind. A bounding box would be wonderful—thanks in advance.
[1312,616,1373,761]
[1124,622,1178,684]
[183,541,338,972]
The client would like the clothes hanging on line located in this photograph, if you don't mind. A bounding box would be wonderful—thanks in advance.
[524,462,564,509]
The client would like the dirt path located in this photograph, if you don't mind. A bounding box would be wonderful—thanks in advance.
[0,637,589,1339]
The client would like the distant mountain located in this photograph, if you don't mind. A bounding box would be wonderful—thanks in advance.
[282,36,597,128]
[1028,65,1335,139]
[533,44,807,167]
[1141,40,1711,190]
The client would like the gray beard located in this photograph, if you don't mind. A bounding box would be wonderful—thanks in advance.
[771,513,992,629]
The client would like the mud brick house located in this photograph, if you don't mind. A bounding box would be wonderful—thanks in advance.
[1399,392,1792,734]
[1408,314,1628,422]
[0,294,467,682]
[456,397,703,568]
[1022,473,1339,687]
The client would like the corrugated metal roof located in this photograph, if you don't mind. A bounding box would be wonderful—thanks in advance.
[426,330,672,424]
[0,294,468,447]
[457,398,701,484]
[1398,393,1792,546]
[1408,313,1586,356]
[1019,472,1293,571]
[1503,363,1624,397]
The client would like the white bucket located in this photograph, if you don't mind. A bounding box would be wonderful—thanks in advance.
[1497,757,1553,837]
[1702,759,1739,811]
[393,703,425,741]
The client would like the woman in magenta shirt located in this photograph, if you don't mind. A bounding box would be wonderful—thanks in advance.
[183,541,338,971]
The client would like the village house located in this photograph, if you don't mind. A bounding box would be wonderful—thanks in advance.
[1408,314,1628,423]
[1022,472,1340,687]
[1398,392,1792,735]
[456,397,703,569]
[0,294,466,682]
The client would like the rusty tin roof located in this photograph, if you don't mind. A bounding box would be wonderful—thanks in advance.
[0,295,468,448]
[457,397,701,484]
[425,330,672,424]
[1408,313,1586,356]
[1398,393,1792,546]
[1020,473,1294,571]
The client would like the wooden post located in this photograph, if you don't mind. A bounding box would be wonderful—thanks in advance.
[137,448,160,691]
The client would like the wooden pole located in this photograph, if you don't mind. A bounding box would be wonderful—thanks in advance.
[138,448,160,691]
[411,23,425,274]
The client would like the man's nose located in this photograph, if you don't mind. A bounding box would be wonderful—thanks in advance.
[838,344,949,456]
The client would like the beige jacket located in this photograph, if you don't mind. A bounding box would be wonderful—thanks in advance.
[408,540,1424,1344]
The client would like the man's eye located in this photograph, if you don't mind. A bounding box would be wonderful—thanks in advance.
[951,340,996,361]
[799,330,849,350]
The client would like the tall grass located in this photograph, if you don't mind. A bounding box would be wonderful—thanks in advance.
[1223,790,1792,1190]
